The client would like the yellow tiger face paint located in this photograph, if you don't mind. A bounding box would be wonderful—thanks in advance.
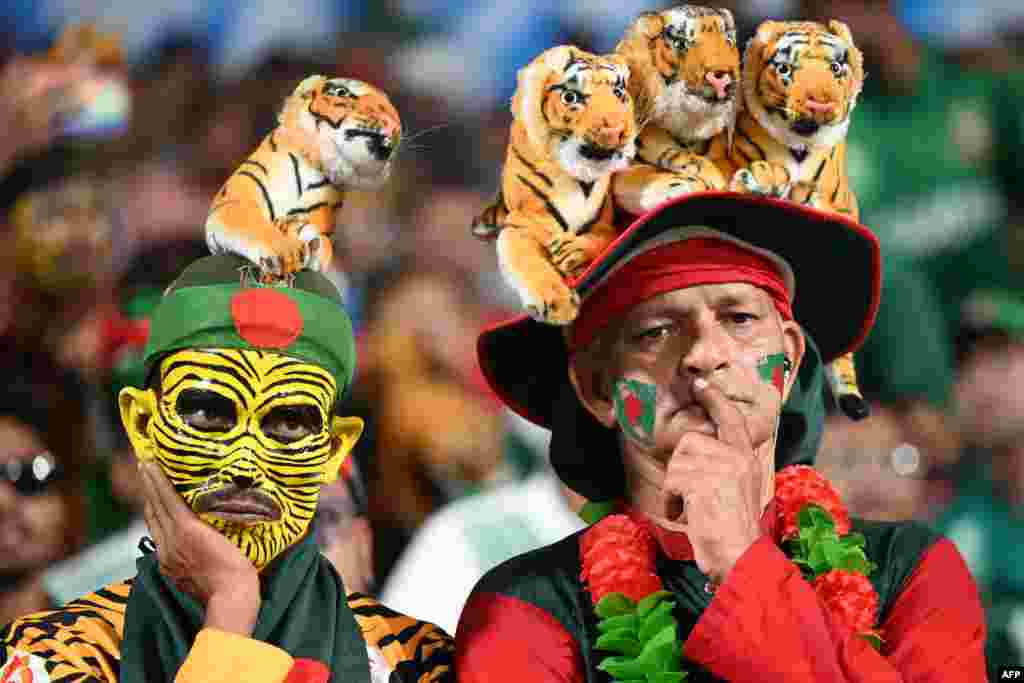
[119,348,362,570]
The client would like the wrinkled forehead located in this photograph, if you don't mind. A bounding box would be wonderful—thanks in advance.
[560,53,626,87]
[157,348,337,407]
[769,30,851,64]
[662,6,735,43]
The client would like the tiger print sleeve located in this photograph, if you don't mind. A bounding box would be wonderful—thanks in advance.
[0,583,130,683]
[347,594,454,683]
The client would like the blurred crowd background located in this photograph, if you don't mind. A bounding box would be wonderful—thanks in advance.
[0,0,1023,679]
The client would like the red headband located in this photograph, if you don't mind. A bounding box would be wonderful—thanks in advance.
[569,238,793,351]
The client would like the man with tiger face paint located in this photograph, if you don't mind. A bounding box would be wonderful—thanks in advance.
[1,255,453,683]
[128,347,351,570]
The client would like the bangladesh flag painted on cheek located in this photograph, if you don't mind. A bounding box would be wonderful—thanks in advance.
[613,379,656,447]
[758,352,789,395]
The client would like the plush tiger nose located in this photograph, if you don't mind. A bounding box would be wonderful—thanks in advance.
[592,117,627,148]
[705,71,733,100]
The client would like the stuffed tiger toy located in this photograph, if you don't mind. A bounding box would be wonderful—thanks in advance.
[205,75,401,281]
[612,5,740,215]
[727,19,869,419]
[471,46,637,324]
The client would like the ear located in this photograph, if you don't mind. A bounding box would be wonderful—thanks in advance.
[718,7,736,33]
[568,352,616,429]
[779,321,807,402]
[615,13,665,121]
[829,20,866,97]
[323,416,365,484]
[754,20,787,48]
[512,46,569,152]
[827,20,854,46]
[633,11,665,40]
[293,74,326,99]
[118,387,158,463]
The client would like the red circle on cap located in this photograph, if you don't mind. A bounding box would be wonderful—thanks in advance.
[230,288,303,348]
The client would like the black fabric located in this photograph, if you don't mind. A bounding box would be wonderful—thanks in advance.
[475,516,942,683]
[120,527,370,682]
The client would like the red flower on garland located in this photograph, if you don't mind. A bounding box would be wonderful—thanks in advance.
[813,569,879,636]
[774,465,851,541]
[580,514,663,604]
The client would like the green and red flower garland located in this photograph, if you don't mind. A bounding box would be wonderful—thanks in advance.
[579,465,881,682]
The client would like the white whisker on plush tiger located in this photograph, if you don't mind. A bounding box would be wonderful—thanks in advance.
[205,75,402,281]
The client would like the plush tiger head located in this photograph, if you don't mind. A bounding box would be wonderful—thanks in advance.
[513,45,637,183]
[743,20,865,151]
[279,75,402,190]
[616,5,739,141]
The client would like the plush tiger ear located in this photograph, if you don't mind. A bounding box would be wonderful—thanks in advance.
[753,20,788,49]
[293,74,326,100]
[512,45,574,153]
[827,20,855,46]
[717,7,736,32]
[615,12,666,122]
[828,19,866,97]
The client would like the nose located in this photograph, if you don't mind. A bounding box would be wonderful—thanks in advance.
[705,71,733,100]
[365,131,394,161]
[593,118,627,149]
[222,452,264,489]
[680,323,731,379]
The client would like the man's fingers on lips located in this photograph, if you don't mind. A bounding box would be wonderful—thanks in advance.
[692,378,751,450]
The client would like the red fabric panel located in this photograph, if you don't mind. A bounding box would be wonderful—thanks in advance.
[684,536,987,682]
[283,658,329,683]
[456,592,584,682]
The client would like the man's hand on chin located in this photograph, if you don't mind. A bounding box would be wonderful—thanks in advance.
[662,378,765,584]
[140,462,261,635]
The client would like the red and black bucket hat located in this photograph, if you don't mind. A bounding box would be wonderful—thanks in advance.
[477,191,882,501]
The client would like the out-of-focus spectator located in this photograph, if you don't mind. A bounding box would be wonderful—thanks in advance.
[0,346,91,623]
[818,400,960,522]
[352,261,509,584]
[931,289,1024,680]
[380,414,584,634]
[41,240,206,605]
[317,459,375,596]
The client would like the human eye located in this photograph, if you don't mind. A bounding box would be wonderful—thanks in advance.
[175,389,237,431]
[261,405,323,443]
[630,323,674,345]
[724,311,759,326]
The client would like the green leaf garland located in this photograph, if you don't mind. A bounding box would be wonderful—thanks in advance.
[593,591,687,683]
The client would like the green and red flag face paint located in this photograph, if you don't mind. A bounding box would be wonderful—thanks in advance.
[758,352,789,395]
[613,379,657,448]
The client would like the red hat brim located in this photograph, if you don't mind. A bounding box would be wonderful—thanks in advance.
[477,191,881,429]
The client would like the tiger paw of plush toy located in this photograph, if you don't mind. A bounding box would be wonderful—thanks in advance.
[205,75,401,283]
[473,45,638,325]
[611,5,740,215]
[728,160,791,198]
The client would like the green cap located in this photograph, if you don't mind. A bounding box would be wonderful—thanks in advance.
[143,255,356,394]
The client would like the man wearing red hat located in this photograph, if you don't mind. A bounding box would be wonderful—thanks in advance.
[456,193,986,681]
